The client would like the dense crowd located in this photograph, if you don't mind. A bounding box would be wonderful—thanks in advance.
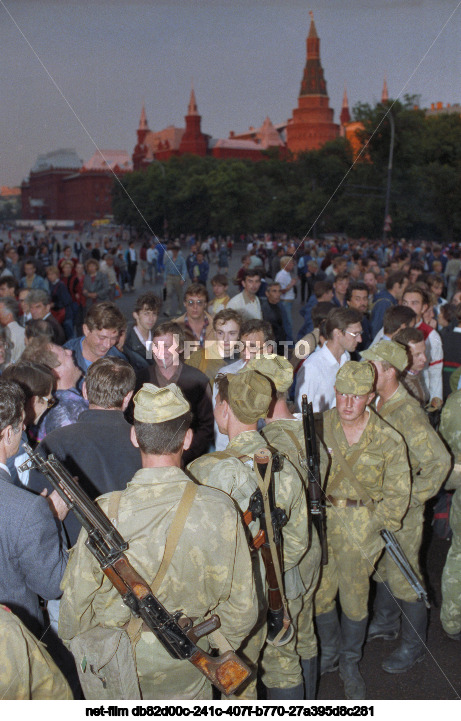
[0,226,460,701]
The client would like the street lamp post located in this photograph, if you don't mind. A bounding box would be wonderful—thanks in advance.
[382,109,395,243]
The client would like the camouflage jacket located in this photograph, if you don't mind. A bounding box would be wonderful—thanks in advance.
[58,466,257,699]
[374,384,451,506]
[440,389,461,489]
[187,430,309,573]
[322,407,411,533]
[0,605,72,699]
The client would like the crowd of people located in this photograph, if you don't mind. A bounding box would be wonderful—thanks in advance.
[0,226,460,702]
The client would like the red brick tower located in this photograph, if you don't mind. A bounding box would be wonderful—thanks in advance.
[178,87,208,156]
[286,12,339,154]
[132,103,150,170]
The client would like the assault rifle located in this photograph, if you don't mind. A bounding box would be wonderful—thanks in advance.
[20,444,251,696]
[301,395,328,565]
[380,529,430,609]
[243,448,293,646]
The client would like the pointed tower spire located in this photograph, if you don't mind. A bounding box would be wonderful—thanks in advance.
[382,76,389,103]
[179,86,208,156]
[300,10,326,96]
[188,84,199,116]
[340,86,351,127]
[133,102,150,170]
[307,10,320,61]
[138,102,148,131]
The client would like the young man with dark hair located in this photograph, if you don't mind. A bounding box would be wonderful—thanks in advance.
[20,260,48,292]
[123,292,162,372]
[332,272,350,308]
[295,308,363,412]
[64,301,126,375]
[402,284,443,407]
[27,289,66,345]
[185,308,243,381]
[346,282,371,352]
[0,275,19,298]
[370,271,408,339]
[59,383,257,700]
[393,327,429,405]
[208,274,230,315]
[174,282,214,348]
[261,281,286,352]
[227,269,262,320]
[139,321,214,465]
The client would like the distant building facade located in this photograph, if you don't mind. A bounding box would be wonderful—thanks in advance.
[21,149,131,222]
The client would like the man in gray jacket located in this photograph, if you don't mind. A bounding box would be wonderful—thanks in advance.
[0,379,66,635]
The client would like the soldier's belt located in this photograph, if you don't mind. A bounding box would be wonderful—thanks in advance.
[326,495,370,508]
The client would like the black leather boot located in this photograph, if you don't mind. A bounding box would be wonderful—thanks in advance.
[265,684,304,700]
[315,610,341,675]
[367,582,400,642]
[382,600,427,673]
[301,656,318,700]
[339,615,368,699]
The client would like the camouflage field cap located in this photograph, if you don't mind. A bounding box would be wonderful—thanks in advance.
[228,369,272,423]
[133,383,190,423]
[361,340,409,372]
[245,354,293,392]
[335,361,375,395]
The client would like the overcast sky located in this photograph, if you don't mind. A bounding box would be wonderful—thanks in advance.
[1,0,460,187]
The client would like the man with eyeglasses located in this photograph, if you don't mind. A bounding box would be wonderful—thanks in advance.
[295,307,363,413]
[174,283,214,352]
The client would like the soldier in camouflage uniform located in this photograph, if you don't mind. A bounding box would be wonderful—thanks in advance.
[0,604,72,699]
[315,361,411,699]
[243,354,323,699]
[439,389,461,641]
[361,340,451,672]
[188,368,310,700]
[59,383,257,700]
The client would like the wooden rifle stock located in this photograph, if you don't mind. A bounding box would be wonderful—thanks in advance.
[20,445,251,697]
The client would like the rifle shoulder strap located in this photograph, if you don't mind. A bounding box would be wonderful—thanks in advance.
[125,482,198,647]
[324,414,374,506]
[254,453,288,645]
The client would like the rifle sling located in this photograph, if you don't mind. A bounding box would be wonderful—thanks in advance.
[109,483,198,646]
[253,454,288,645]
[324,414,374,507]
[109,484,232,654]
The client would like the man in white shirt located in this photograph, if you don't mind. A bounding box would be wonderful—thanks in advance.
[295,307,363,412]
[275,256,297,344]
[227,269,262,321]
